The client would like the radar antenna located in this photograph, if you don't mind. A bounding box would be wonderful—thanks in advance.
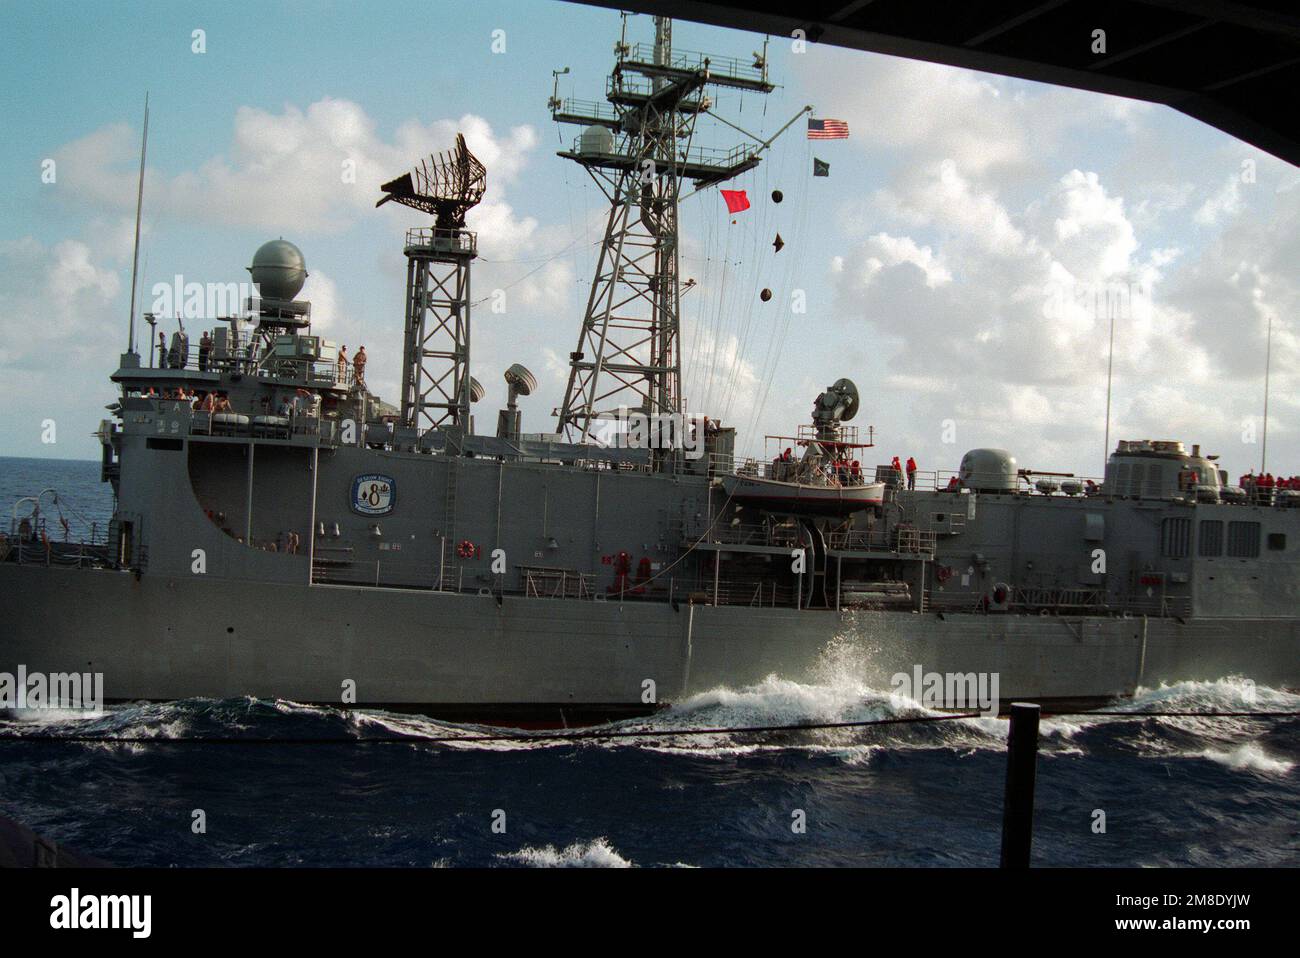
[812,379,861,445]
[377,134,486,229]
[378,134,486,443]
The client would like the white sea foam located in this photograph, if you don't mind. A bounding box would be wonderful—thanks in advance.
[607,669,1011,761]
[1194,742,1295,776]
[1129,676,1299,713]
[497,837,633,868]
[1,707,108,724]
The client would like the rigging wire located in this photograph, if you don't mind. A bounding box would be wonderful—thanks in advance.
[743,137,811,456]
[719,158,771,423]
[469,234,604,308]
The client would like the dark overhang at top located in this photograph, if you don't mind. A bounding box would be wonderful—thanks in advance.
[570,0,1300,166]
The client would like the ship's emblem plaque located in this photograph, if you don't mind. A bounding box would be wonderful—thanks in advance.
[351,474,396,516]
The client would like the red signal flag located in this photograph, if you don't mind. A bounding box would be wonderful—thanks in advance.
[720,189,750,214]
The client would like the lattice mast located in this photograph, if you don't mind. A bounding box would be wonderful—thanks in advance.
[377,135,486,441]
[551,15,774,443]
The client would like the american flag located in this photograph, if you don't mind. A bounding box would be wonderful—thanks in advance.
[807,118,849,139]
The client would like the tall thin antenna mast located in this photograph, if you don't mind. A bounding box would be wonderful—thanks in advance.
[1103,304,1116,468]
[126,92,150,354]
[1262,312,1273,473]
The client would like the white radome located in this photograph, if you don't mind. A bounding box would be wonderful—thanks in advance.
[248,239,308,301]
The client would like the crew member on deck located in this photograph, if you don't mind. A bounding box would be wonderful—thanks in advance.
[906,456,918,491]
[158,332,168,368]
[198,331,212,372]
[354,346,367,388]
[338,345,349,383]
[777,447,793,481]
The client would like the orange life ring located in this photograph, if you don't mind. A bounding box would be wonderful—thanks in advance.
[457,539,475,559]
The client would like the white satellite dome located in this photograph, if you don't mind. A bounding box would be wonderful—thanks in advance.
[578,125,614,155]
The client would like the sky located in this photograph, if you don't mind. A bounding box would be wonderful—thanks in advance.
[1,0,1297,486]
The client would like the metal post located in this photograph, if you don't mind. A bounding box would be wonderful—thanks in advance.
[1000,702,1041,868]
[126,93,149,354]
[306,446,319,585]
[244,442,255,545]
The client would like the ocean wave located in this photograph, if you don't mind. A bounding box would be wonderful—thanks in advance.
[600,672,1009,761]
[2,671,1293,772]
[496,838,633,868]
[1044,678,1299,774]
[1193,742,1295,776]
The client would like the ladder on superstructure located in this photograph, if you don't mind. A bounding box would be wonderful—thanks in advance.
[440,456,459,590]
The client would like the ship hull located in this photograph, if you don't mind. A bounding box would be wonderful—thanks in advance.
[0,563,1295,724]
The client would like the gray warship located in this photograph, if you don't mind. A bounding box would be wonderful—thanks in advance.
[3,18,1297,724]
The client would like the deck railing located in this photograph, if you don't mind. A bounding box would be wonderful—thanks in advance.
[145,332,358,390]
[618,41,769,87]
[827,528,936,556]
[686,576,796,608]
[404,227,477,255]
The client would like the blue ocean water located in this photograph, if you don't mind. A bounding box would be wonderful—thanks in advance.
[1,457,1298,867]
